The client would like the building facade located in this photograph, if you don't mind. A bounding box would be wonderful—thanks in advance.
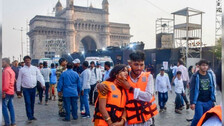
[28,0,132,59]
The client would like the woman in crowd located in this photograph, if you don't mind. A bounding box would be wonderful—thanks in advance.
[93,64,128,126]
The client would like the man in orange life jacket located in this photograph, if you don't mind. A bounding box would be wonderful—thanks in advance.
[98,51,158,126]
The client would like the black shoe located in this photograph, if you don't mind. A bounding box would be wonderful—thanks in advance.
[175,109,182,114]
[179,106,184,110]
[59,113,66,117]
[62,118,70,121]
[73,117,78,120]
[186,104,190,109]
[186,118,193,122]
[31,117,37,120]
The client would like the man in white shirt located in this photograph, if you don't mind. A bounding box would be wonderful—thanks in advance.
[89,61,102,105]
[155,67,172,112]
[80,61,91,118]
[89,61,97,105]
[96,62,102,82]
[16,56,45,123]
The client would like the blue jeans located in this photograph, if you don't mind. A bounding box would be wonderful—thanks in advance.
[181,81,189,106]
[175,93,188,109]
[81,89,90,116]
[191,100,214,126]
[23,87,36,120]
[45,82,50,102]
[158,92,168,109]
[63,97,78,120]
[80,96,84,112]
[2,94,16,126]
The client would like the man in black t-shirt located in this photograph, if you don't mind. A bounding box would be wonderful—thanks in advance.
[197,73,211,102]
[189,59,216,126]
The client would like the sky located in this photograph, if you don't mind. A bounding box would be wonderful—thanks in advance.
[2,0,216,60]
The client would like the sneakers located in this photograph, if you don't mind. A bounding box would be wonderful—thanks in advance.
[82,115,90,118]
[159,109,165,113]
[175,109,182,114]
[38,101,42,105]
[179,106,184,110]
[81,111,85,115]
[26,120,32,123]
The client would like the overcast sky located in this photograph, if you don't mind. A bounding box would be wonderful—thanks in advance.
[2,0,216,60]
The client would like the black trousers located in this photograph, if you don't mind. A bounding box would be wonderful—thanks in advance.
[89,84,96,104]
[37,81,43,102]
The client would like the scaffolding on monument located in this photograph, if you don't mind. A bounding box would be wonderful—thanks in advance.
[172,7,204,67]
[215,0,222,45]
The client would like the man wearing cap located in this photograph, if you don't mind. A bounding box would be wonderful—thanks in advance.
[73,59,83,75]
[72,58,85,114]
[155,67,172,112]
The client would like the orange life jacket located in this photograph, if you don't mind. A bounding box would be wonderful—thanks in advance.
[197,105,222,126]
[125,72,158,125]
[93,81,126,126]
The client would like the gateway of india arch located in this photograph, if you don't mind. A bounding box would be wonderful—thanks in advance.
[28,0,132,59]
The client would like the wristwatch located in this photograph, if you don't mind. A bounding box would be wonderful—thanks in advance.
[129,87,134,93]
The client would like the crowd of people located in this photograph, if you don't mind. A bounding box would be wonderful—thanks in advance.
[2,51,222,126]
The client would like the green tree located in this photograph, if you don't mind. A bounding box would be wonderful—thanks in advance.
[211,38,221,60]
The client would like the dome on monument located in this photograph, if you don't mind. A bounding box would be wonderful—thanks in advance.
[56,0,62,8]
[102,0,109,5]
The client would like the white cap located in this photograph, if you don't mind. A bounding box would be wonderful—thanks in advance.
[72,59,80,64]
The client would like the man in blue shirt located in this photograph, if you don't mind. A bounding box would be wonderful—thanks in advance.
[103,61,112,81]
[57,62,81,121]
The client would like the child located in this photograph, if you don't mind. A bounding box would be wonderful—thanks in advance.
[174,71,189,114]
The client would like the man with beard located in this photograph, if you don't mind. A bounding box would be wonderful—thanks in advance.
[97,51,158,126]
[103,61,112,81]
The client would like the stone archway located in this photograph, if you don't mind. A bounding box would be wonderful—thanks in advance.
[79,36,97,52]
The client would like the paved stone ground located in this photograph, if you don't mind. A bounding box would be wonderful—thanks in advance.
[7,87,222,126]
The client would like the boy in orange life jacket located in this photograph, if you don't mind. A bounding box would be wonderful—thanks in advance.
[97,51,158,126]
[93,64,128,126]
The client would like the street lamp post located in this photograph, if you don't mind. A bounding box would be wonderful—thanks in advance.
[13,27,24,61]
